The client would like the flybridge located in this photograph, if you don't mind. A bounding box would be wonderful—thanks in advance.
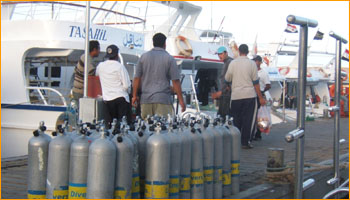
[69,25,107,41]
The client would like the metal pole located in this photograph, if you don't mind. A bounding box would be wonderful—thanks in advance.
[293,24,308,199]
[83,1,90,97]
[283,79,286,122]
[328,32,348,199]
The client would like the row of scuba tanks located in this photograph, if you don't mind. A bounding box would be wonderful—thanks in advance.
[28,114,241,199]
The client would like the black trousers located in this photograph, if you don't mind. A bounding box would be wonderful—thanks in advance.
[255,97,262,139]
[105,97,131,125]
[230,97,258,146]
[217,93,231,118]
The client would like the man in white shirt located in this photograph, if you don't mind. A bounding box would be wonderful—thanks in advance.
[252,55,271,140]
[96,45,131,124]
[225,44,266,149]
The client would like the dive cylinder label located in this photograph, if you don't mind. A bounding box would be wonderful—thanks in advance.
[53,186,68,199]
[190,169,204,187]
[222,170,232,185]
[27,190,46,199]
[214,166,223,182]
[231,160,240,177]
[114,186,131,199]
[169,175,180,197]
[180,174,190,193]
[131,174,140,198]
[145,181,169,199]
[203,166,214,183]
[68,183,86,199]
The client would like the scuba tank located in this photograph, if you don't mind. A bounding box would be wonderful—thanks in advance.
[226,117,241,195]
[145,122,170,199]
[178,118,192,199]
[123,116,140,199]
[112,126,134,199]
[134,120,151,198]
[200,118,214,199]
[27,121,51,199]
[46,125,73,199]
[220,117,233,197]
[86,126,116,199]
[189,120,204,199]
[68,124,90,199]
[211,118,223,199]
[167,116,182,199]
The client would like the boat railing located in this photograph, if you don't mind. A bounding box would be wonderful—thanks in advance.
[322,179,349,199]
[26,86,67,106]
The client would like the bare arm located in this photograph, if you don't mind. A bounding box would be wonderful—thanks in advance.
[264,84,271,92]
[172,79,186,112]
[132,77,141,107]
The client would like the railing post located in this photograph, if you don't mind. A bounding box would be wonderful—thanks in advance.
[285,15,318,199]
[83,1,90,98]
[328,31,348,198]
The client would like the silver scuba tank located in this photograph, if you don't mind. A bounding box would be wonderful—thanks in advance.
[178,119,192,199]
[220,117,232,197]
[134,121,150,198]
[86,126,116,199]
[226,117,241,195]
[167,117,182,199]
[200,118,214,199]
[124,119,140,199]
[145,122,170,199]
[68,124,90,199]
[211,119,223,199]
[189,121,204,199]
[27,122,51,199]
[112,126,134,199]
[46,125,73,199]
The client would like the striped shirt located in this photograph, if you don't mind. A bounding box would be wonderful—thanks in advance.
[72,54,97,95]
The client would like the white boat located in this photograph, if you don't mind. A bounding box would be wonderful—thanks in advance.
[1,1,146,158]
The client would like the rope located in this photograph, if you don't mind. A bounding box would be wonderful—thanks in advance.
[265,162,349,184]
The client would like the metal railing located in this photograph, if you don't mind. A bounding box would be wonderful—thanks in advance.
[284,15,318,199]
[327,31,348,199]
[26,86,67,106]
[323,179,349,199]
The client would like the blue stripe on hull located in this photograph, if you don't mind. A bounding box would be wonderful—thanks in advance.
[1,104,66,112]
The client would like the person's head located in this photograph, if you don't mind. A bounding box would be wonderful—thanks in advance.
[238,44,249,56]
[217,46,228,61]
[105,45,119,61]
[89,40,100,57]
[252,55,263,69]
[153,33,167,49]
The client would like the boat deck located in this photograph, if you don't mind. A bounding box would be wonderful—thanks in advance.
[1,117,349,199]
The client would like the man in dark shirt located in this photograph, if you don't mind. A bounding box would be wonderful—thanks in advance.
[212,46,233,117]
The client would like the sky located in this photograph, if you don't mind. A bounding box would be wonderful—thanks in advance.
[191,1,349,52]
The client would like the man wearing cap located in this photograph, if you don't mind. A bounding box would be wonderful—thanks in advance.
[212,46,233,117]
[96,45,131,124]
[252,55,271,140]
[132,33,186,119]
[72,40,100,105]
[225,44,266,149]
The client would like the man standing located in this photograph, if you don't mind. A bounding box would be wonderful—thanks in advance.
[72,40,100,104]
[252,55,271,140]
[132,33,186,119]
[212,46,233,117]
[96,45,131,124]
[225,44,266,149]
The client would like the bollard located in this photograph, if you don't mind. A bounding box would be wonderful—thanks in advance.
[266,148,285,172]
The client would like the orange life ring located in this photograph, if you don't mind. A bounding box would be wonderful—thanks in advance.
[278,67,290,76]
[175,35,193,57]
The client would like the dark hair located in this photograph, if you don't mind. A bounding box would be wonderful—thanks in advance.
[89,40,100,53]
[153,33,167,48]
[238,44,249,55]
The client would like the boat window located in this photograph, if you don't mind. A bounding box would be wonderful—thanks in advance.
[44,67,61,78]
